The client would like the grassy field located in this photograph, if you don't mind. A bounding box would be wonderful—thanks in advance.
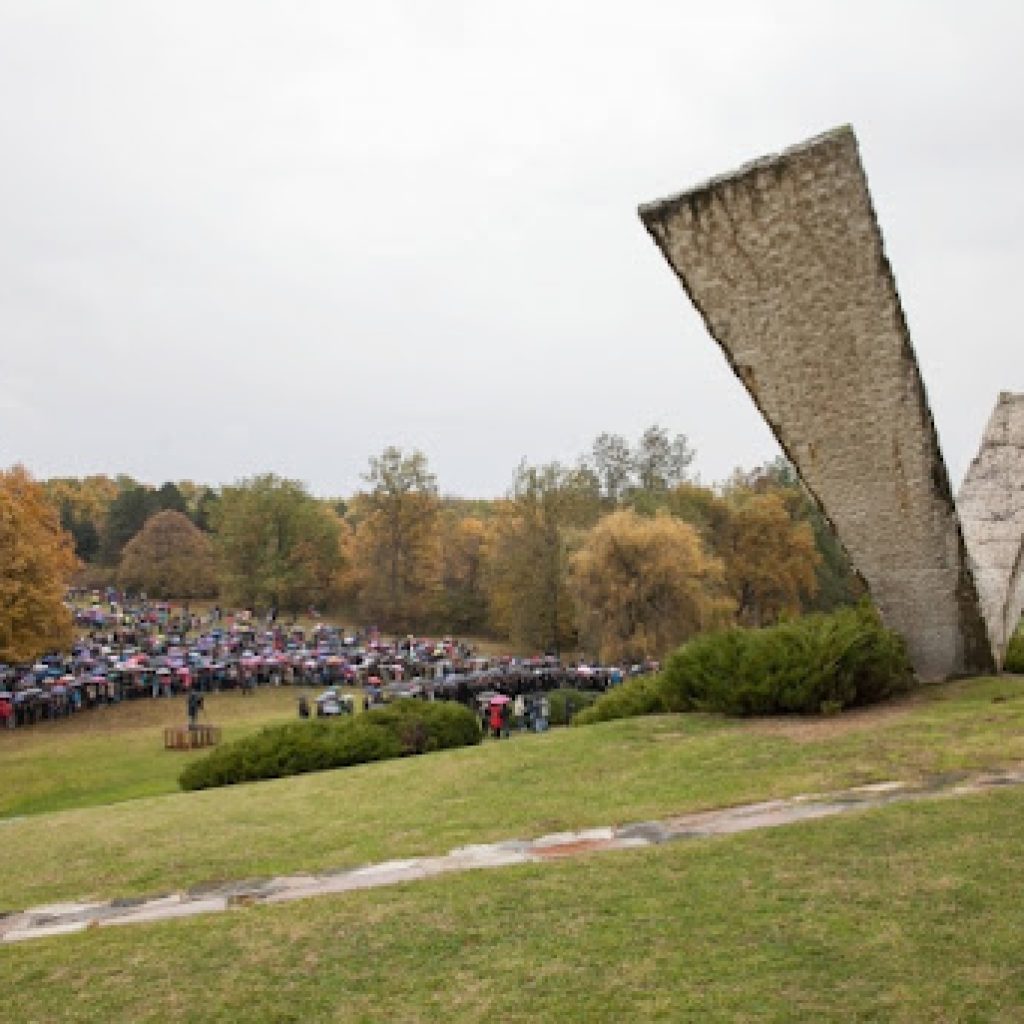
[0,687,329,817]
[4,783,1024,1022]
[2,675,1024,913]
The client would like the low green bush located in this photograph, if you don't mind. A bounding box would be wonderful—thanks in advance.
[663,603,913,715]
[574,676,668,725]
[546,688,598,726]
[574,604,913,724]
[180,700,481,791]
[1006,620,1024,674]
[359,699,483,752]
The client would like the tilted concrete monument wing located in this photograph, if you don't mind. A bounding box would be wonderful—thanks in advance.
[958,393,1024,669]
[639,126,994,680]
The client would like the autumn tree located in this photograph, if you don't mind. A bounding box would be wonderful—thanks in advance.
[571,508,734,662]
[0,466,77,662]
[330,512,362,612]
[726,458,863,612]
[351,447,441,630]
[584,425,694,506]
[485,461,601,653]
[98,480,202,564]
[99,483,157,564]
[43,475,119,525]
[436,512,490,633]
[591,432,634,504]
[59,499,101,561]
[660,481,732,538]
[718,490,820,626]
[191,487,221,532]
[214,474,345,612]
[154,481,188,516]
[803,506,866,611]
[44,475,119,563]
[633,425,695,493]
[118,510,218,598]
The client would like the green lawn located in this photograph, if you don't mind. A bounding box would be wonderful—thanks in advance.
[2,676,1024,911]
[0,686,353,817]
[4,784,1024,1022]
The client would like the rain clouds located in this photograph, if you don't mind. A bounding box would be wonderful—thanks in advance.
[1,1,1021,495]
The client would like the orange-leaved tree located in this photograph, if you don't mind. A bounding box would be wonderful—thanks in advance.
[0,465,78,662]
[118,510,218,599]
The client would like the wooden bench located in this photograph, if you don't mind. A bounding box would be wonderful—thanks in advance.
[163,724,221,750]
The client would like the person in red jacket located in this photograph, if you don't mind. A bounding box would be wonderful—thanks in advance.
[488,700,503,739]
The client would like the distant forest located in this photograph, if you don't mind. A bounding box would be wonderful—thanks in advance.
[42,426,863,661]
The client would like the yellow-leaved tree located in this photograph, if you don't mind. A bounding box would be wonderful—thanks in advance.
[44,474,120,563]
[350,447,441,631]
[719,490,820,626]
[484,462,601,654]
[570,508,734,663]
[436,513,490,633]
[0,465,78,662]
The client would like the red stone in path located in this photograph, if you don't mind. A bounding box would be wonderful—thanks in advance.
[532,838,620,859]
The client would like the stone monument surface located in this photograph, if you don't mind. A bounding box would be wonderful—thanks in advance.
[958,392,1024,669]
[639,126,995,679]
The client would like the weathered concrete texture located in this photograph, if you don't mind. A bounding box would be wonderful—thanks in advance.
[640,126,994,679]
[958,393,1024,668]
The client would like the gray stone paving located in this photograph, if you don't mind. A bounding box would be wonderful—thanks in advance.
[3,767,1022,944]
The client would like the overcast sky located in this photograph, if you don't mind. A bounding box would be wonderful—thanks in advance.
[1,1,1020,498]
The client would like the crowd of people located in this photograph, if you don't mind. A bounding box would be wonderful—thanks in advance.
[0,592,657,732]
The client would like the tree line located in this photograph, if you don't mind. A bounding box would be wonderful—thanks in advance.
[3,425,863,663]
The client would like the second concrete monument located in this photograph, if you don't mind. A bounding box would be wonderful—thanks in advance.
[958,392,1024,669]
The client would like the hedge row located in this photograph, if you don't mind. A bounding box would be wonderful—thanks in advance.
[546,688,599,726]
[576,604,914,723]
[572,676,668,725]
[179,700,481,791]
[1006,621,1024,674]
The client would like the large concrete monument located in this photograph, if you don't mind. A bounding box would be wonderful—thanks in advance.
[639,126,998,679]
[958,393,1024,669]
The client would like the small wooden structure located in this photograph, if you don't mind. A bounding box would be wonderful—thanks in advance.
[163,724,221,750]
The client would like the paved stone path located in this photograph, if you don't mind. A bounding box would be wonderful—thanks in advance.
[4,767,1022,944]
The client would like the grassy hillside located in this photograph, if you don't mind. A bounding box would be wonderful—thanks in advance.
[4,784,1024,1022]
[3,676,1024,912]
